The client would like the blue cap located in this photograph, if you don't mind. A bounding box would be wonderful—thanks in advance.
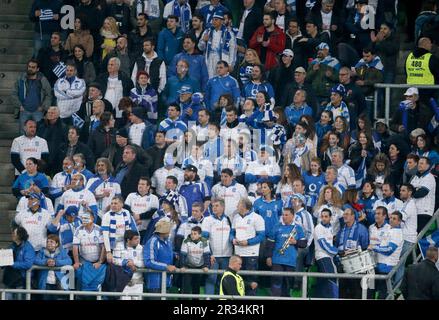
[291,193,306,204]
[65,206,79,216]
[316,42,330,50]
[191,92,204,104]
[331,84,346,97]
[178,86,193,95]
[212,10,225,20]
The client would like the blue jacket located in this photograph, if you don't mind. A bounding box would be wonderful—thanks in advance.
[205,75,241,111]
[358,194,378,226]
[242,81,275,102]
[253,198,283,239]
[157,27,184,65]
[179,181,211,216]
[285,104,313,127]
[168,52,209,91]
[268,223,305,267]
[34,247,72,290]
[199,3,229,28]
[47,216,82,250]
[315,122,333,141]
[163,74,200,105]
[335,221,369,252]
[144,234,174,289]
[10,241,36,282]
[127,120,157,150]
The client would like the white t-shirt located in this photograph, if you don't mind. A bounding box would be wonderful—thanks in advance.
[232,211,265,257]
[129,122,146,147]
[11,135,49,175]
[104,77,124,118]
[73,224,104,263]
[211,182,248,219]
[125,192,159,231]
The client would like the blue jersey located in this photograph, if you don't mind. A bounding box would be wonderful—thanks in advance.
[269,222,305,267]
[179,181,211,216]
[358,194,379,226]
[253,198,283,239]
[13,172,49,193]
[284,104,313,127]
[242,81,275,103]
[303,172,325,209]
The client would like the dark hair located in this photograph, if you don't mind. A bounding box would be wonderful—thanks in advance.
[167,15,179,22]
[169,103,181,112]
[74,16,88,30]
[225,106,238,115]
[417,134,433,151]
[139,176,151,186]
[363,45,376,55]
[156,130,166,137]
[321,208,332,217]
[382,182,395,192]
[264,11,276,21]
[217,60,229,68]
[376,206,388,217]
[143,37,155,47]
[400,183,414,193]
[72,44,86,56]
[208,122,220,131]
[261,180,275,198]
[391,211,403,221]
[191,226,202,234]
[99,111,113,127]
[224,11,233,22]
[183,34,196,43]
[406,153,420,162]
[24,118,37,126]
[13,225,29,242]
[221,168,234,177]
[166,175,178,185]
[137,13,148,20]
[68,126,81,136]
[198,108,211,117]
[47,234,60,245]
[124,230,140,242]
[26,157,39,166]
[192,13,204,23]
[419,156,431,165]
[27,58,39,67]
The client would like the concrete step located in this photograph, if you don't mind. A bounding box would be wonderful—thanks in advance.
[0,38,33,48]
[0,20,34,30]
[0,166,15,185]
[0,29,33,40]
[0,15,31,23]
[0,45,33,56]
[0,71,21,89]
[0,54,30,64]
[0,139,13,147]
[0,3,32,15]
[0,103,16,115]
[1,64,26,72]
[0,242,11,249]
[0,186,14,194]
[0,194,17,210]
[0,144,14,161]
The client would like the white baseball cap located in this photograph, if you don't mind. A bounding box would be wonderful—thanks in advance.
[404,87,419,96]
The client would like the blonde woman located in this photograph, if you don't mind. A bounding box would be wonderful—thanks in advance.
[100,17,120,60]
[314,185,344,235]
[236,48,261,87]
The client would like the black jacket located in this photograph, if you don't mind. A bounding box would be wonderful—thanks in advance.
[240,6,263,45]
[268,63,298,104]
[115,160,149,199]
[145,144,168,176]
[96,71,134,99]
[406,47,439,84]
[87,127,116,160]
[280,81,318,113]
[58,141,95,172]
[36,46,69,86]
[401,259,439,300]
[37,118,68,175]
[220,268,242,296]
[128,27,154,62]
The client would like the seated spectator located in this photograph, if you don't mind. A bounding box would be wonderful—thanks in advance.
[285,89,313,128]
[98,17,120,61]
[68,45,95,85]
[159,103,188,143]
[280,67,318,113]
[366,153,393,199]
[12,157,49,199]
[58,126,94,173]
[65,17,94,58]
[130,71,158,124]
[87,112,116,160]
[234,48,261,88]
[72,153,94,183]
[49,206,83,253]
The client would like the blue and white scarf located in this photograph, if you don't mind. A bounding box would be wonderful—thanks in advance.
[355,56,384,73]
[135,0,160,19]
[339,221,359,251]
[172,0,191,33]
[162,189,181,209]
[72,113,85,129]
[355,157,367,189]
[207,25,232,58]
[311,55,341,71]
[108,210,132,249]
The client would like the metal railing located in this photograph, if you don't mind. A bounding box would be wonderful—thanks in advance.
[2,210,437,301]
[373,83,439,125]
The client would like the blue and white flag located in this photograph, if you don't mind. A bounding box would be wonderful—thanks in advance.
[53,62,66,78]
[72,113,85,129]
[419,229,439,258]
[39,9,54,21]
[355,157,367,189]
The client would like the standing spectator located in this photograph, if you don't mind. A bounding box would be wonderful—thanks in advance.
[64,17,94,59]
[338,66,366,129]
[36,32,69,87]
[268,49,297,104]
[284,89,313,128]
[102,36,132,77]
[163,0,192,33]
[145,131,169,176]
[115,145,150,199]
[11,119,49,176]
[77,83,112,123]
[331,150,356,190]
[128,13,154,62]
[162,60,200,105]
[179,165,211,215]
[143,220,177,294]
[199,0,229,28]
[214,140,247,185]
[265,207,306,297]
[73,153,94,183]
[249,12,286,72]
[345,0,374,55]
[14,193,53,252]
[159,104,188,143]
[49,156,76,208]
[75,0,103,41]
[405,37,439,85]
[401,246,439,300]
[281,66,318,112]
[198,11,237,78]
[186,13,205,48]
[235,48,261,88]
[80,100,104,144]
[126,107,156,150]
[108,0,132,36]
[390,88,421,136]
[58,126,94,172]
[242,65,275,105]
[130,71,158,124]
[99,17,120,61]
[151,154,184,196]
[237,0,264,47]
[202,198,233,294]
[298,20,330,62]
[54,63,86,125]
[131,38,167,94]
[410,157,437,232]
[130,1,164,35]
[168,35,209,92]
[96,57,134,125]
[12,59,52,133]
[157,15,184,66]
[29,0,62,56]
[230,198,265,296]
[69,45,96,85]
[307,0,344,47]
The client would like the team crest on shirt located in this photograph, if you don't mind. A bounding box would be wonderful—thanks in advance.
[94,236,98,242]
[38,215,42,221]
[247,219,251,224]
[232,188,236,192]
[133,251,137,257]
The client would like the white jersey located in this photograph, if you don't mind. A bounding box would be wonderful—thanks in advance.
[125,192,159,231]
[16,196,55,216]
[201,214,233,257]
[276,182,294,204]
[232,211,265,257]
[314,205,343,236]
[15,208,53,251]
[245,159,281,195]
[182,156,213,185]
[314,223,338,261]
[372,197,403,214]
[372,226,403,267]
[400,198,417,243]
[86,177,122,218]
[295,209,315,247]
[214,155,247,177]
[50,171,75,209]
[129,122,146,147]
[211,181,248,219]
[410,172,436,217]
[58,188,97,213]
[11,135,49,175]
[336,164,356,189]
[101,209,136,251]
[369,222,391,247]
[72,224,104,263]
[113,243,144,283]
[151,166,184,196]
[177,217,205,240]
[54,76,86,118]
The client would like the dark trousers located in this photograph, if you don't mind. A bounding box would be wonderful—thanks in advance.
[182,268,205,297]
[270,264,295,297]
[417,214,432,233]
[315,257,339,298]
[241,256,258,296]
[339,278,362,299]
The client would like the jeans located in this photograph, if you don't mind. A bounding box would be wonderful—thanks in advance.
[241,256,258,296]
[33,33,51,58]
[315,257,339,298]
[270,264,295,297]
[205,256,229,295]
[19,110,43,134]
[394,240,414,285]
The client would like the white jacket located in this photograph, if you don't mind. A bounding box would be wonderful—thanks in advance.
[410,172,436,217]
[400,198,418,243]
[54,76,86,118]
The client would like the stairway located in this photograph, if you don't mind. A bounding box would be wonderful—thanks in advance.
[0,0,33,249]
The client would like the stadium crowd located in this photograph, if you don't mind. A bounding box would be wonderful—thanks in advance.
[3,0,439,300]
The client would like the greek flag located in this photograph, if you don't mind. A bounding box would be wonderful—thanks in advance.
[355,157,367,189]
[419,229,439,258]
[53,62,66,78]
[72,113,85,129]
[39,9,54,21]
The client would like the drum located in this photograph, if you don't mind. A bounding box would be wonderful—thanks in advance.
[340,250,376,274]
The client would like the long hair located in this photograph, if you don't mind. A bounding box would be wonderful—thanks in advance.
[300,114,316,141]
[95,157,114,176]
[315,185,343,209]
[307,157,322,175]
[342,188,359,206]
[273,106,288,127]
[101,17,120,36]
[368,152,391,177]
[240,48,261,67]
[280,163,301,185]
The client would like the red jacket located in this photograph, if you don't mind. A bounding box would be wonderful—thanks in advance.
[249,25,286,71]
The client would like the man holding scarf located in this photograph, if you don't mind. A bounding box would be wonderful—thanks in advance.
[198,10,237,78]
